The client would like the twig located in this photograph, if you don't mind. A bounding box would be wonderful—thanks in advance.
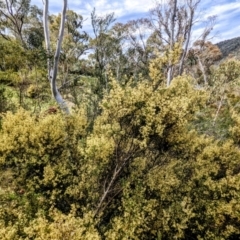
[213,94,224,127]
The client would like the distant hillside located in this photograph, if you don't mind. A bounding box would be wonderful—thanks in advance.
[216,36,240,59]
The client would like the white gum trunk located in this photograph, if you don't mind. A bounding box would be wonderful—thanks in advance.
[43,0,70,114]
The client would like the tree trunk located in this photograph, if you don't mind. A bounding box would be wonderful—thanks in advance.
[43,0,70,114]
[167,0,177,86]
[197,56,207,85]
[179,0,200,76]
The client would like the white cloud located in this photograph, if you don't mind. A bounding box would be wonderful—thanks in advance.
[203,2,240,18]
[32,0,156,17]
[31,0,240,42]
[123,0,156,15]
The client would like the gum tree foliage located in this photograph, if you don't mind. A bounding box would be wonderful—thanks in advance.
[187,40,222,85]
[123,19,152,79]
[89,1,216,89]
[147,0,201,86]
[105,23,129,81]
[25,5,44,49]
[0,0,30,47]
[48,10,89,94]
[90,9,116,93]
[0,38,26,72]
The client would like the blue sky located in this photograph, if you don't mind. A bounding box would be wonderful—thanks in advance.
[31,0,240,43]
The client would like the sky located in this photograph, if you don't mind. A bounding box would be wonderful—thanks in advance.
[31,0,240,43]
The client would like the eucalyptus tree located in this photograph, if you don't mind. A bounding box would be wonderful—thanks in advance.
[90,9,116,91]
[43,0,69,113]
[90,14,151,87]
[49,10,89,89]
[148,0,201,86]
[184,16,219,85]
[0,0,30,47]
[100,22,129,82]
[123,18,152,79]
[25,5,44,49]
[188,40,221,85]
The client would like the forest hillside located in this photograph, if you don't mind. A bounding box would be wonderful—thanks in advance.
[217,36,240,59]
[1,0,240,239]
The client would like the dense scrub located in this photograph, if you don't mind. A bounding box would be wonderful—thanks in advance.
[1,1,240,238]
[1,72,240,239]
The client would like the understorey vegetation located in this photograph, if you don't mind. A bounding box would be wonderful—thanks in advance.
[1,0,240,239]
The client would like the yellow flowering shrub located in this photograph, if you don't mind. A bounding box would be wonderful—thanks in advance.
[149,42,182,87]
[24,210,100,240]
[0,66,240,239]
[0,108,88,212]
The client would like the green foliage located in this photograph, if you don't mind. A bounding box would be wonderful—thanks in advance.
[0,85,13,113]
[0,39,26,72]
[0,109,87,213]
[1,2,240,238]
[24,210,100,240]
[212,59,240,84]
[149,42,182,87]
[193,59,240,139]
[1,72,240,239]
[216,36,240,58]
